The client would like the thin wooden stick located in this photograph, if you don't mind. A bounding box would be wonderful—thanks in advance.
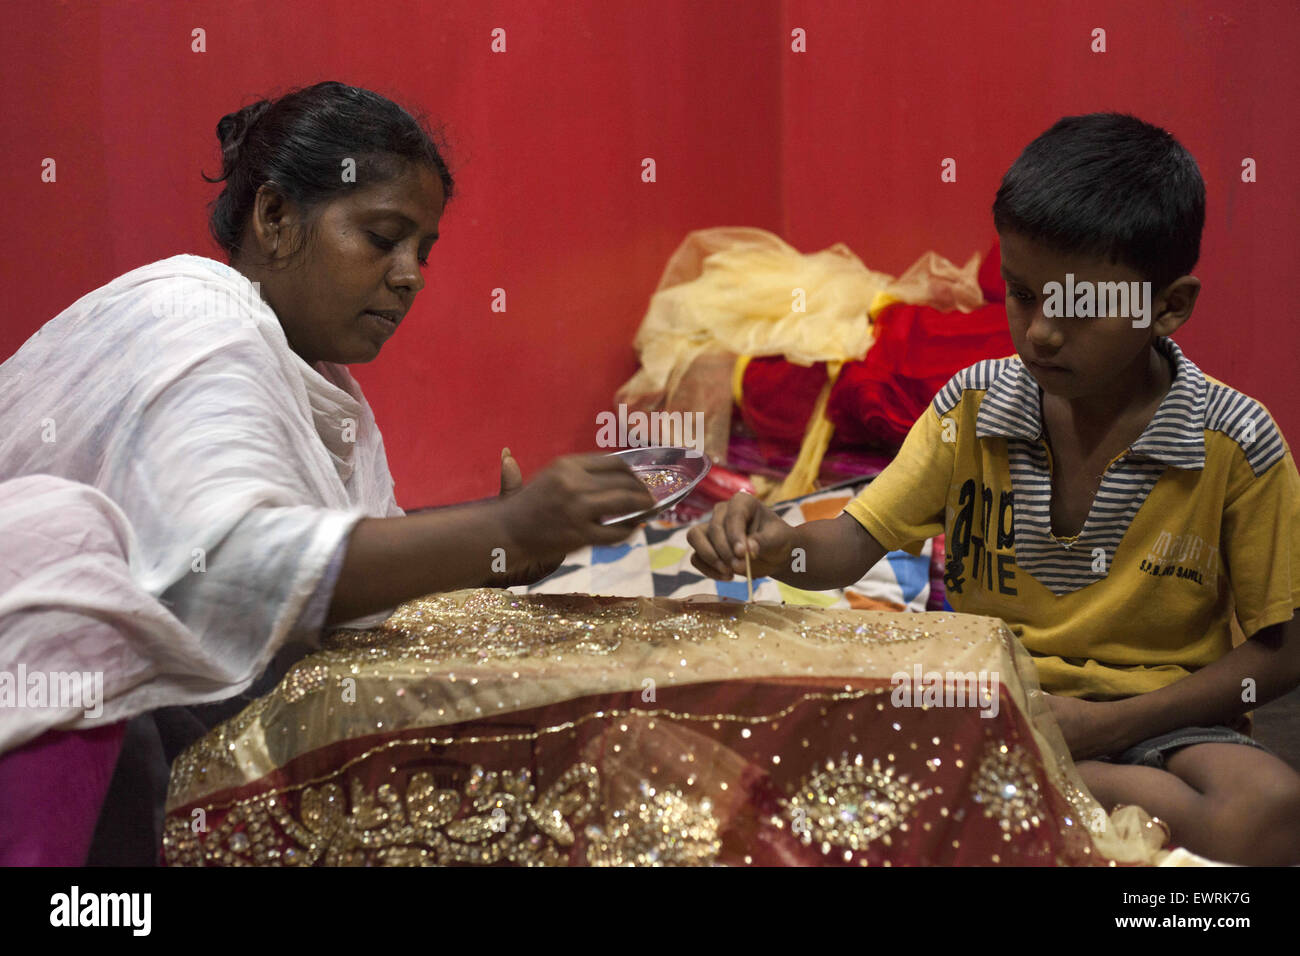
[745,547,753,602]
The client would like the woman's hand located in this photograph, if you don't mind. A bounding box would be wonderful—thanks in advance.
[484,448,564,587]
[686,491,796,581]
[495,448,653,581]
[1043,693,1124,760]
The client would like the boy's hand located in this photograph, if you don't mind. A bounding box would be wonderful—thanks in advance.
[1044,694,1123,760]
[687,491,795,580]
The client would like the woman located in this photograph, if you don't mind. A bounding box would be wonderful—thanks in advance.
[0,81,651,862]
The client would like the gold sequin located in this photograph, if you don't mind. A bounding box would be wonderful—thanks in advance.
[970,740,1046,832]
[586,784,720,866]
[779,755,933,851]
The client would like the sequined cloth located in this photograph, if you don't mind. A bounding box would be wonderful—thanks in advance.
[163,590,1169,866]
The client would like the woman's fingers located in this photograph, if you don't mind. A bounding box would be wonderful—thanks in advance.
[576,487,658,524]
[499,447,523,496]
[585,518,647,546]
[563,456,654,502]
[565,452,636,471]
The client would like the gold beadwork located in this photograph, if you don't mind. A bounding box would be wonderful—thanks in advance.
[779,755,933,851]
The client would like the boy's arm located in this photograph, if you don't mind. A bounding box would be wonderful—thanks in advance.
[781,513,889,590]
[691,380,956,590]
[1061,615,1300,758]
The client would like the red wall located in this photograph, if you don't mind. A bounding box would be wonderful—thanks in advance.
[780,0,1300,450]
[2,1,1296,508]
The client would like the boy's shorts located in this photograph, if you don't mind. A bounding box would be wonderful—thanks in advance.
[1097,725,1270,771]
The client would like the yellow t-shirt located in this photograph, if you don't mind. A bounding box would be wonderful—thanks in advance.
[843,336,1300,700]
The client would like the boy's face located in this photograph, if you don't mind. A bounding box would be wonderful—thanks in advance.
[998,230,1164,401]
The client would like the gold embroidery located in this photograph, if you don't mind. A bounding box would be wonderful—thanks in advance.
[168,591,979,809]
[164,762,600,867]
[779,754,933,852]
[971,741,1046,831]
[167,683,900,813]
[323,590,943,668]
[585,783,721,866]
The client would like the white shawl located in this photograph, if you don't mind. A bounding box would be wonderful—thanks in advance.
[0,254,403,751]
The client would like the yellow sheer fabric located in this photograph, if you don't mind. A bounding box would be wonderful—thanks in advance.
[164,591,1175,866]
[614,228,992,496]
[615,228,892,464]
[869,248,987,317]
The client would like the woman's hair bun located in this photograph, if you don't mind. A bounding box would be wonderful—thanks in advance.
[215,100,273,159]
[205,82,454,256]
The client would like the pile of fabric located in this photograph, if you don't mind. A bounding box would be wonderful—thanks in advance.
[616,228,1013,506]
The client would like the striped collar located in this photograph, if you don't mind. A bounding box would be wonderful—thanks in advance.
[975,336,1207,470]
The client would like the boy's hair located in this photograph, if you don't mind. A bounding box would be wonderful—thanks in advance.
[992,113,1205,293]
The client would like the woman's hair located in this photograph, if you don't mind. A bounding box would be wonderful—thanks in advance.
[992,112,1205,293]
[204,81,454,258]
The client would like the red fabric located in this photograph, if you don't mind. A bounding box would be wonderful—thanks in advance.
[165,678,1109,867]
[736,237,1011,457]
[737,357,828,449]
[978,236,1004,303]
[0,722,125,865]
[827,301,1014,448]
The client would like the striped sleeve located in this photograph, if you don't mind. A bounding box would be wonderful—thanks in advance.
[1218,409,1300,638]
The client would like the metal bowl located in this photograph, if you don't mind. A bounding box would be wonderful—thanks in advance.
[600,446,712,526]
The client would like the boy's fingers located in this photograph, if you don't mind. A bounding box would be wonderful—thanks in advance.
[690,551,729,581]
[706,505,736,571]
[723,494,757,557]
[752,521,787,558]
[687,525,731,580]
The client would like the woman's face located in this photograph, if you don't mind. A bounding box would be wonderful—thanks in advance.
[241,161,446,366]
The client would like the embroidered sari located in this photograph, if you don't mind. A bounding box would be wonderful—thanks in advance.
[163,589,1173,866]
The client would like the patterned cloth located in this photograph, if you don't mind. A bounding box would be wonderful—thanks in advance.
[518,481,937,612]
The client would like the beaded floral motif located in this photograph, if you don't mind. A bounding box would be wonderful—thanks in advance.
[970,741,1046,832]
[165,762,600,867]
[779,754,934,852]
[585,782,721,866]
[164,759,728,867]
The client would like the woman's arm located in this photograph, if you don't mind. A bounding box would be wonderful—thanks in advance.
[325,453,653,625]
[325,499,513,625]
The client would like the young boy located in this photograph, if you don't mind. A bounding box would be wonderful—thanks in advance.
[688,113,1300,865]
